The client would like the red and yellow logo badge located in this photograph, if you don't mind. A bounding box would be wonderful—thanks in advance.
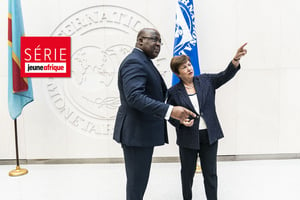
[21,36,71,77]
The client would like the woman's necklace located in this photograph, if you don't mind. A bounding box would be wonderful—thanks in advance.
[184,84,194,89]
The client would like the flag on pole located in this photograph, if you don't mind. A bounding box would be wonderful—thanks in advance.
[172,0,200,85]
[8,0,33,120]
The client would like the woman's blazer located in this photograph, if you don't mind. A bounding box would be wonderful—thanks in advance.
[167,62,240,149]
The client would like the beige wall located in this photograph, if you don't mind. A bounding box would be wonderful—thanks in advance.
[1,0,300,160]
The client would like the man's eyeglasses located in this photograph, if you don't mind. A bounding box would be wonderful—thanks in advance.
[142,37,163,45]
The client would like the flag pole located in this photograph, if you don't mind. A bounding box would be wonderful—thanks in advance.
[9,118,28,177]
[173,0,202,174]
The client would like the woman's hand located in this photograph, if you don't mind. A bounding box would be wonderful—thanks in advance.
[232,43,247,67]
[182,119,194,127]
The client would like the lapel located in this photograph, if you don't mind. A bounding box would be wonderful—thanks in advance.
[194,76,207,110]
[177,81,197,114]
[147,59,167,93]
[176,77,207,115]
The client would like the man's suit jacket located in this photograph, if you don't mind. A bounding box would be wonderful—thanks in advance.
[113,48,169,147]
[167,62,240,150]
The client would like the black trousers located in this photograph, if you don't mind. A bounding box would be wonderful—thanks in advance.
[122,145,154,200]
[179,130,218,200]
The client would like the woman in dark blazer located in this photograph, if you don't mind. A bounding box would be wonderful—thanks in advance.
[167,43,247,200]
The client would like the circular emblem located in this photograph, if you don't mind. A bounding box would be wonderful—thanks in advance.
[174,1,197,55]
[45,5,169,137]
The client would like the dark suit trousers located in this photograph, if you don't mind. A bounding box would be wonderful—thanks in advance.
[122,145,154,200]
[179,130,218,200]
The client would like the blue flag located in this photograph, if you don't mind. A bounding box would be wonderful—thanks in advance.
[8,0,33,120]
[172,0,200,85]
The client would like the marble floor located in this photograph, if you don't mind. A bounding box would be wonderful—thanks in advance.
[1,159,300,200]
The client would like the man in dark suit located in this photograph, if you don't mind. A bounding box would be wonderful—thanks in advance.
[167,43,247,200]
[113,28,196,200]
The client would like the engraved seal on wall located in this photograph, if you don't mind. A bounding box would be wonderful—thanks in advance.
[45,5,169,137]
